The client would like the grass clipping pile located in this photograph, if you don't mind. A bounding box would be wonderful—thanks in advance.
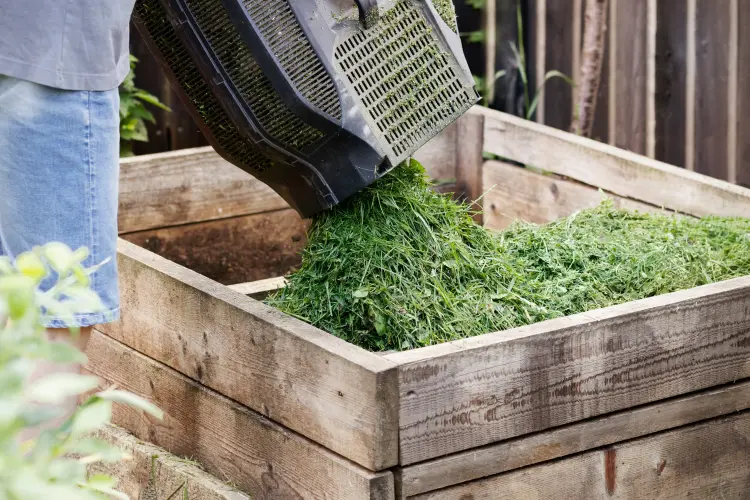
[267,160,750,352]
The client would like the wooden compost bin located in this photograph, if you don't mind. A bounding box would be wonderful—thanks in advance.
[86,106,750,499]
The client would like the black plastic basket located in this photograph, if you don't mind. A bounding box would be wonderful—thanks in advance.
[133,0,479,217]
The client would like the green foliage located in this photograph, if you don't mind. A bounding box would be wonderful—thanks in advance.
[119,55,170,157]
[0,243,163,499]
[268,160,750,352]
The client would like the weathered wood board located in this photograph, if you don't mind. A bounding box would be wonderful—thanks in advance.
[91,424,251,500]
[100,239,399,471]
[385,275,750,464]
[396,380,750,498]
[410,410,750,499]
[86,331,394,500]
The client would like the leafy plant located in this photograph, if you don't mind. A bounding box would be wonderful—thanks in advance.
[0,243,163,499]
[119,55,171,157]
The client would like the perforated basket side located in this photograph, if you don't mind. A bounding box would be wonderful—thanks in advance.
[134,0,274,172]
[243,0,342,121]
[334,0,477,163]
[184,0,325,152]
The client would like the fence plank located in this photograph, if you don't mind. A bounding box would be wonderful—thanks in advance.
[613,0,647,154]
[654,0,688,168]
[739,1,750,188]
[543,0,575,130]
[694,0,731,180]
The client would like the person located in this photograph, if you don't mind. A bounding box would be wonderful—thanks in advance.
[0,1,137,427]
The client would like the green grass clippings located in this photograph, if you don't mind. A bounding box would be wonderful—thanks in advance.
[267,159,750,352]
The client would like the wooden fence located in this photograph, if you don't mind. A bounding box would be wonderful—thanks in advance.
[128,0,750,187]
[494,0,748,187]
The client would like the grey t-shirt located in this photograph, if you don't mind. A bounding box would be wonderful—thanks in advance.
[0,1,136,91]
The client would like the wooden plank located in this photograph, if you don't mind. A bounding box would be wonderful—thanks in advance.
[396,379,750,497]
[654,0,688,168]
[543,0,574,131]
[91,424,251,500]
[122,208,308,286]
[455,112,485,217]
[479,106,750,217]
[85,332,394,500]
[531,0,547,123]
[409,410,750,499]
[738,0,750,188]
[694,0,732,180]
[385,274,750,464]
[646,0,657,158]
[227,277,288,299]
[482,160,662,231]
[100,239,399,471]
[685,0,697,171]
[613,0,647,154]
[607,0,617,145]
[728,0,739,184]
[119,147,287,234]
[589,0,610,143]
[414,120,458,184]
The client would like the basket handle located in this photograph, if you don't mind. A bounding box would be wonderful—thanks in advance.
[354,0,380,28]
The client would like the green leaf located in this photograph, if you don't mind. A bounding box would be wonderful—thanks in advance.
[0,275,36,320]
[70,399,112,436]
[43,242,75,273]
[85,474,117,489]
[16,252,47,282]
[352,289,369,298]
[134,91,171,111]
[96,389,164,419]
[28,374,100,404]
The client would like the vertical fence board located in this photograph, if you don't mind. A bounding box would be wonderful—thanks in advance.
[613,0,647,154]
[543,0,575,131]
[738,1,750,187]
[654,0,688,168]
[527,0,546,122]
[694,0,731,180]
[589,0,610,143]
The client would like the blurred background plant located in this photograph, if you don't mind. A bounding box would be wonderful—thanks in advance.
[0,243,162,499]
[119,55,171,157]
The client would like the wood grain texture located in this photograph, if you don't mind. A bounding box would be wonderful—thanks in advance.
[455,112,485,223]
[695,0,732,181]
[101,239,399,471]
[386,274,750,464]
[122,209,308,285]
[410,411,750,499]
[85,332,394,500]
[91,424,250,500]
[589,0,610,144]
[414,120,458,184]
[119,147,287,234]
[228,277,288,299]
[482,161,662,231]
[613,0,647,154]
[654,0,687,168]
[543,0,574,131]
[396,379,750,497]
[479,107,750,217]
[736,0,750,188]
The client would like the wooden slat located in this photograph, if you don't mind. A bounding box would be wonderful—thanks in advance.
[396,380,750,497]
[589,0,610,143]
[227,277,288,299]
[414,120,459,184]
[85,332,394,500]
[454,112,485,217]
[91,424,250,500]
[122,208,308,286]
[119,147,287,234]
[613,0,647,154]
[543,0,575,131]
[101,239,399,471]
[738,0,750,188]
[685,0,697,171]
[654,0,688,168]
[409,411,750,499]
[482,160,662,231]
[385,274,750,464]
[646,0,657,158]
[479,107,750,217]
[532,0,547,123]
[694,0,732,180]
[607,0,617,145]
[728,0,739,184]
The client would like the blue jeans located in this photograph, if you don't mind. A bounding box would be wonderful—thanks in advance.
[0,75,120,328]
